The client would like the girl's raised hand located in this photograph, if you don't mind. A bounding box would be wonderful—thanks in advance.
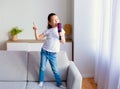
[33,22,38,30]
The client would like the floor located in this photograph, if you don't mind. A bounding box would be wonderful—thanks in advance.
[82,78,97,89]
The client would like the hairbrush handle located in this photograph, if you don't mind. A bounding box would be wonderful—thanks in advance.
[57,23,62,40]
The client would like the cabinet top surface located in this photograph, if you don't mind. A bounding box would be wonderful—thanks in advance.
[7,39,44,43]
[7,39,72,43]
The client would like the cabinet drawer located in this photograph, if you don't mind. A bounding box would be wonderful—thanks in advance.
[7,43,28,51]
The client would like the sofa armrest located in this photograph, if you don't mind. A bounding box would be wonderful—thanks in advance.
[67,61,82,89]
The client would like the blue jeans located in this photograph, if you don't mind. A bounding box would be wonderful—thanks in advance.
[39,48,62,86]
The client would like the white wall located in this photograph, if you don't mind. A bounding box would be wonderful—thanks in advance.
[73,0,96,77]
[0,0,96,78]
[0,0,72,49]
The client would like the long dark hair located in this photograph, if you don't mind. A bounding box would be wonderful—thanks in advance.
[47,13,56,29]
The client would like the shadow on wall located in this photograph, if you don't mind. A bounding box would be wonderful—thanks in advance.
[0,41,7,50]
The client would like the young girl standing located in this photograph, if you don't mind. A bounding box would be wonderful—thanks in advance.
[33,13,66,88]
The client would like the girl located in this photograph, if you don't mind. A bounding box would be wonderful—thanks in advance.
[33,13,66,88]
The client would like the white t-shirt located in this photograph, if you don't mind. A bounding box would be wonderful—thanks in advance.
[42,27,65,52]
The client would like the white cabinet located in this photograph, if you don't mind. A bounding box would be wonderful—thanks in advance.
[28,43,43,51]
[7,43,28,51]
[6,40,73,61]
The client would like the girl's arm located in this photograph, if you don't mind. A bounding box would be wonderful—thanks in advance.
[34,30,45,40]
[59,32,66,44]
[33,22,45,40]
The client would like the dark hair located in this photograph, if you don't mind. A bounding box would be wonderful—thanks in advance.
[47,13,56,29]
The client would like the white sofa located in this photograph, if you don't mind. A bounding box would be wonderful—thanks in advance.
[0,51,82,89]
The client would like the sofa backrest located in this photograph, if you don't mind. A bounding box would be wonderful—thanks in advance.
[27,51,69,82]
[0,51,28,81]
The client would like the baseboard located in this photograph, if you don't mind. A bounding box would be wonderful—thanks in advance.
[81,74,94,78]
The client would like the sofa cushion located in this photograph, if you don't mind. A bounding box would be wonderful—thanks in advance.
[28,51,69,82]
[0,82,27,89]
[26,82,66,89]
[0,51,28,81]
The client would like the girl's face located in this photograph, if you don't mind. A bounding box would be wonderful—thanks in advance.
[49,15,60,28]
